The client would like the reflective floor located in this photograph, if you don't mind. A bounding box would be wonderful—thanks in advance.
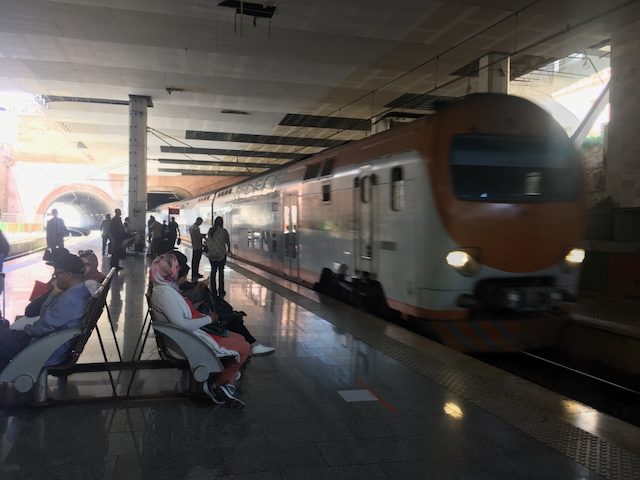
[1,235,639,479]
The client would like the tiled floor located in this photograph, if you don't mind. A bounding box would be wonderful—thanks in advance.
[1,236,639,479]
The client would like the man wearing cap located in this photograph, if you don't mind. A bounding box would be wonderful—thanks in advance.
[0,253,93,371]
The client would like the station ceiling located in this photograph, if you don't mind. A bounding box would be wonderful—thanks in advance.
[0,0,636,185]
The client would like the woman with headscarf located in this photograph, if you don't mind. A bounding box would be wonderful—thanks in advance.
[78,250,106,282]
[149,254,249,408]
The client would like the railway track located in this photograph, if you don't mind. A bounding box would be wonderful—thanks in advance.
[474,348,640,428]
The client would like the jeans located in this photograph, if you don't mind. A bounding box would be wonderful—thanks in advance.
[0,327,30,371]
[209,257,226,295]
[191,249,202,282]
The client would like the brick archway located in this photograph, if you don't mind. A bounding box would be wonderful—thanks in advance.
[36,184,117,216]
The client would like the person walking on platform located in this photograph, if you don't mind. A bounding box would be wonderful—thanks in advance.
[109,208,124,271]
[100,213,111,256]
[46,208,68,250]
[0,228,10,272]
[189,217,205,282]
[206,216,231,297]
[168,216,180,247]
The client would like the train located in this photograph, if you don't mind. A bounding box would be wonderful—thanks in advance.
[153,93,586,352]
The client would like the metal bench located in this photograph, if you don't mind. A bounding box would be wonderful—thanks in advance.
[125,289,224,396]
[0,269,116,403]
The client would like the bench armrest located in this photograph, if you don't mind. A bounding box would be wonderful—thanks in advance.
[152,324,224,382]
[0,328,82,393]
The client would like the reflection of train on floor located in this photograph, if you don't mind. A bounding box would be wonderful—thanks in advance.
[154,93,586,352]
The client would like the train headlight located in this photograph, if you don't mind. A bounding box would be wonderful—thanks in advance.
[446,250,478,276]
[565,248,585,265]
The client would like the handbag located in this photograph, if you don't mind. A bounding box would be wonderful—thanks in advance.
[200,319,228,336]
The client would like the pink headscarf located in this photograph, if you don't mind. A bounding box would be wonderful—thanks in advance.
[149,254,180,291]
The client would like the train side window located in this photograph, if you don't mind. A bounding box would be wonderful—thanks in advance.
[391,167,404,211]
[321,157,336,176]
[360,176,369,203]
[322,183,331,203]
[272,231,277,252]
[304,162,321,180]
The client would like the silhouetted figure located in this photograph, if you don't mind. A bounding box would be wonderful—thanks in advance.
[46,208,68,250]
[189,217,204,282]
[168,216,180,247]
[100,213,111,256]
[206,216,231,297]
[109,208,124,271]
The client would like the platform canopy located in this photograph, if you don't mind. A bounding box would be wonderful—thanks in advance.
[0,0,633,181]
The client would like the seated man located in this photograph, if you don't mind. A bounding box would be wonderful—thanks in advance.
[0,253,93,372]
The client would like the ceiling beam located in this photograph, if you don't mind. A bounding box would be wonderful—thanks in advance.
[185,130,345,148]
[156,158,273,169]
[159,168,252,177]
[160,146,307,160]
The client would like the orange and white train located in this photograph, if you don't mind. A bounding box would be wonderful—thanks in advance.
[154,93,586,352]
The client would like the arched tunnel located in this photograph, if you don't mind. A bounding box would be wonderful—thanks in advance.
[42,191,184,231]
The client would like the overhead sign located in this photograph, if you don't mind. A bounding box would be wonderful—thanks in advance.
[168,208,180,215]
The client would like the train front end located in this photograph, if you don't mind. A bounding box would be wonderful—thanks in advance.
[422,93,586,351]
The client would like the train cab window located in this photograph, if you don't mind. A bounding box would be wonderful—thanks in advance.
[322,183,331,203]
[360,176,369,203]
[450,134,581,203]
[321,157,336,176]
[303,162,321,180]
[391,167,404,211]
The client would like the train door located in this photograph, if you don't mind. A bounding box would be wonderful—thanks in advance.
[354,173,376,276]
[283,193,299,278]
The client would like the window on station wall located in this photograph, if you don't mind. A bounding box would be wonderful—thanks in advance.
[391,167,404,211]
[322,183,331,203]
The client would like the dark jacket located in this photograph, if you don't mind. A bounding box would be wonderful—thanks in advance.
[109,215,125,241]
[0,230,9,255]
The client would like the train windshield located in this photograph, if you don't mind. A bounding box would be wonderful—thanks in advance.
[450,134,580,203]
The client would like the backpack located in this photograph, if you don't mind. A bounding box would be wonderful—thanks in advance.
[206,228,227,261]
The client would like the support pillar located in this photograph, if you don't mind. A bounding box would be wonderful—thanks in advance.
[606,18,640,207]
[478,52,510,94]
[128,95,152,251]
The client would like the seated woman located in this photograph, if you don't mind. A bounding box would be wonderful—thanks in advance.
[149,254,249,408]
[172,251,275,356]
[78,250,106,282]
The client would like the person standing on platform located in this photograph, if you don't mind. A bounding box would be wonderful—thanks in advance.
[46,208,68,250]
[206,216,231,297]
[147,216,155,246]
[100,213,111,256]
[109,208,124,271]
[150,217,164,259]
[189,217,205,282]
[0,228,9,272]
[168,216,180,247]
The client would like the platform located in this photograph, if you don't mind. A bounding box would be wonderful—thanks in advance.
[1,236,639,479]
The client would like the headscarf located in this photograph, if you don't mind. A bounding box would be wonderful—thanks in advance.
[79,251,105,282]
[149,254,180,291]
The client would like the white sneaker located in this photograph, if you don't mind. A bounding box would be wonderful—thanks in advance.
[251,343,275,356]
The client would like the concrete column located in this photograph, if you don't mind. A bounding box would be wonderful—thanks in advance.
[128,95,152,251]
[478,52,510,94]
[606,19,640,207]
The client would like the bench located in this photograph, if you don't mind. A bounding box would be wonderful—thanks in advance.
[0,269,116,403]
[125,291,224,396]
